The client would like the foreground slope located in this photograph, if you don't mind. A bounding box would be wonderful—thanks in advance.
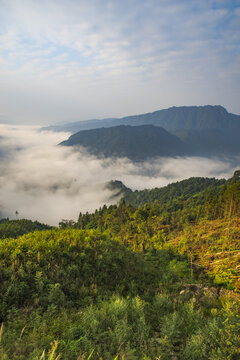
[0,172,240,359]
[0,229,239,359]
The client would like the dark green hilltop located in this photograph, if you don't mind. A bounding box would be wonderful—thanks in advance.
[60,124,188,160]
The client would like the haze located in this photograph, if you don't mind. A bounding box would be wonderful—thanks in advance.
[0,124,238,225]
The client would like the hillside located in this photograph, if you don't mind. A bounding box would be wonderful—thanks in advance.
[172,128,240,156]
[60,123,240,159]
[0,218,52,239]
[75,171,240,290]
[171,218,240,291]
[43,105,240,134]
[0,171,240,359]
[121,176,226,207]
[60,124,188,160]
[0,229,239,359]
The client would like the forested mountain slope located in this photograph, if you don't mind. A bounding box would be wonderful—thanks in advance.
[74,171,240,290]
[60,124,188,160]
[121,176,226,207]
[0,218,52,238]
[60,124,240,159]
[0,171,239,359]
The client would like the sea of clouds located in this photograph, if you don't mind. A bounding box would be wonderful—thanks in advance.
[0,124,239,225]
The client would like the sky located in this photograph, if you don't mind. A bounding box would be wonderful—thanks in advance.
[0,0,240,125]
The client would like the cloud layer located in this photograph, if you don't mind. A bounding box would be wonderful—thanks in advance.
[0,124,238,225]
[0,0,240,124]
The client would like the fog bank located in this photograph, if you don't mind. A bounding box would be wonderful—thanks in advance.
[0,124,238,225]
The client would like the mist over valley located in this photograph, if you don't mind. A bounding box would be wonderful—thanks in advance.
[0,108,239,225]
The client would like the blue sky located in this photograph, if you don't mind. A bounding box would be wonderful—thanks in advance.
[0,0,240,124]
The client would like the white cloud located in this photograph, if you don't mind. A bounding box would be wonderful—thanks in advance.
[0,125,238,225]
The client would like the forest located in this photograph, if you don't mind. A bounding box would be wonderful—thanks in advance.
[0,171,239,359]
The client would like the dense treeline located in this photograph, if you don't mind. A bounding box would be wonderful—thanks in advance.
[71,177,227,235]
[73,172,240,232]
[0,219,52,239]
[122,177,226,207]
[205,170,240,219]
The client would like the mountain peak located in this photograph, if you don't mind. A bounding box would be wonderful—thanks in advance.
[44,105,240,134]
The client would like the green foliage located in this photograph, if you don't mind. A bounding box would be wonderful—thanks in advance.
[71,171,240,290]
[74,176,228,234]
[205,172,240,219]
[1,171,240,359]
[123,177,225,208]
[0,227,239,359]
[0,229,180,321]
[0,219,52,239]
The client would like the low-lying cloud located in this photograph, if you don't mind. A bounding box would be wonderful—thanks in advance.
[0,124,239,225]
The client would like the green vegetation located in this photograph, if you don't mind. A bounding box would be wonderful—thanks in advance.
[122,176,225,208]
[0,171,239,359]
[0,219,52,239]
[73,172,240,291]
[0,229,239,359]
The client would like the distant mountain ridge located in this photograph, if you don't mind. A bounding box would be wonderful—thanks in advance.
[43,105,240,134]
[56,105,240,160]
